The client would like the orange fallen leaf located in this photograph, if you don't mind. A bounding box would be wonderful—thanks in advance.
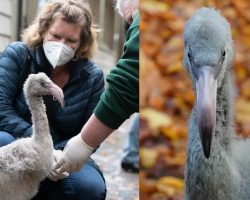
[156,176,184,196]
[140,108,172,132]
[140,147,158,168]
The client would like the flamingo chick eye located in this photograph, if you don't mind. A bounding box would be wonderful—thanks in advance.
[188,51,193,64]
[40,81,46,87]
[222,50,226,62]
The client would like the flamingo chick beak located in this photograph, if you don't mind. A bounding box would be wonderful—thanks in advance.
[195,66,217,159]
[48,82,64,108]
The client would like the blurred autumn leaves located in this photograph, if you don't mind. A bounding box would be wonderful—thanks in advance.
[139,0,250,199]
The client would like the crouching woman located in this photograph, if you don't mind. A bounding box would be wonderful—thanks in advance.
[0,0,106,199]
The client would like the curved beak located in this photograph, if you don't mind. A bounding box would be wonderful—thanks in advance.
[48,82,64,108]
[195,66,217,158]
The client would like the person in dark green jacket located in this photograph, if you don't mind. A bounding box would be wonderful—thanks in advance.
[54,0,139,174]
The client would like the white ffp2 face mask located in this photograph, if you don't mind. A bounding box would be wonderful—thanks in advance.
[43,41,76,68]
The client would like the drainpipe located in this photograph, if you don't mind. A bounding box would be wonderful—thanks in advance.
[17,0,23,41]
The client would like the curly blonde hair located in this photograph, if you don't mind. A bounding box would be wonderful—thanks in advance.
[21,0,97,59]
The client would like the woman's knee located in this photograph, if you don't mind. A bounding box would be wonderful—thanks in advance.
[38,162,107,200]
[0,131,15,147]
[68,164,106,200]
[76,176,106,200]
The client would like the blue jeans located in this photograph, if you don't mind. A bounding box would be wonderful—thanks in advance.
[0,131,106,200]
[122,113,139,165]
[0,131,15,146]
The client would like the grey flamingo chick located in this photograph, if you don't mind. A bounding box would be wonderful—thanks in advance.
[184,7,250,200]
[0,73,64,200]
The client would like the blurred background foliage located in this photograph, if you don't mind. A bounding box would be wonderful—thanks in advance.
[139,0,250,199]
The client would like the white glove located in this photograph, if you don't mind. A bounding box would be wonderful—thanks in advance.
[48,149,69,181]
[55,134,94,173]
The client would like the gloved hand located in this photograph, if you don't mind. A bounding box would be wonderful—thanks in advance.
[55,134,94,173]
[48,149,69,181]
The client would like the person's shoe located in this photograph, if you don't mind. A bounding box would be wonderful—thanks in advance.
[121,161,139,173]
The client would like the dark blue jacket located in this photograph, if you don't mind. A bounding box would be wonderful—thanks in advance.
[0,42,104,149]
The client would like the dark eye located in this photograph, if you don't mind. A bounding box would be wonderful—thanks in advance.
[52,34,60,39]
[40,81,46,87]
[222,50,226,61]
[188,51,192,63]
[66,39,77,44]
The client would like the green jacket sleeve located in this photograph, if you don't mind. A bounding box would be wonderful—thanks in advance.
[94,13,139,129]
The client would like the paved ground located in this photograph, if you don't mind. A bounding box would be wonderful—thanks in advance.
[92,46,117,81]
[91,48,139,200]
[92,122,139,200]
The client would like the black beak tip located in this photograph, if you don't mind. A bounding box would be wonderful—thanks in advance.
[201,138,211,159]
[204,148,210,159]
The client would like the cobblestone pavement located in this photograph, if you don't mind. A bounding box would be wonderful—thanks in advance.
[91,49,139,200]
[92,124,139,200]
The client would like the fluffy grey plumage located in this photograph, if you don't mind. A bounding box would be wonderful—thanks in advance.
[0,73,64,200]
[184,7,250,200]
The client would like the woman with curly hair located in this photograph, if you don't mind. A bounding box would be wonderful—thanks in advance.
[0,0,106,199]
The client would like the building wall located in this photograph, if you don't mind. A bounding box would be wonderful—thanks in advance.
[88,0,125,59]
[0,0,18,52]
